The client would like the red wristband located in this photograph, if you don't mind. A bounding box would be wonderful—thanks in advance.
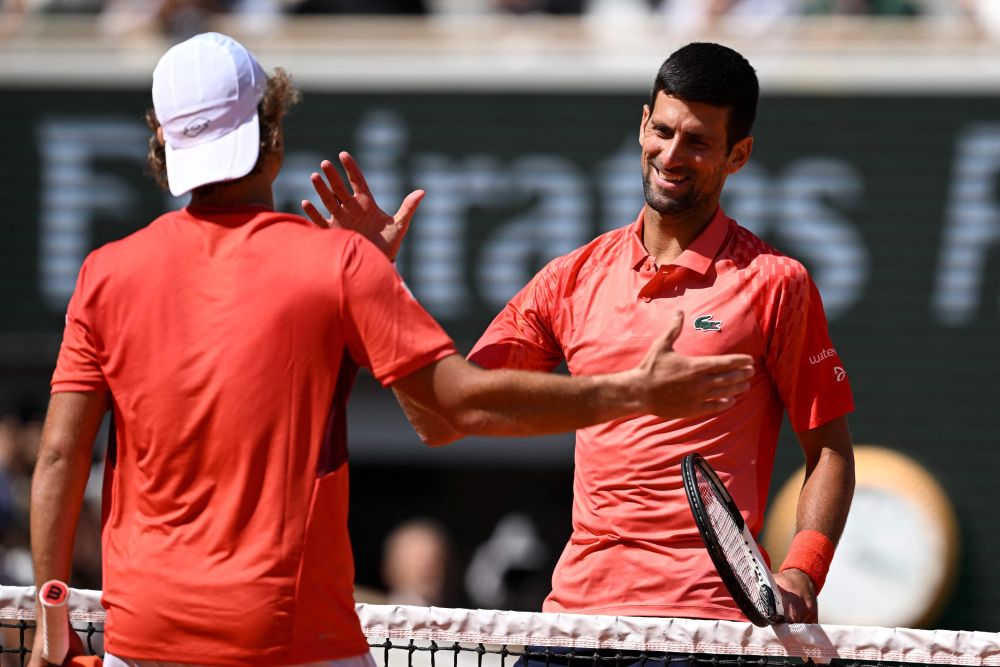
[779,529,835,593]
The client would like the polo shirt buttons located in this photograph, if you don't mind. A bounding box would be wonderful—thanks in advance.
[643,297,652,303]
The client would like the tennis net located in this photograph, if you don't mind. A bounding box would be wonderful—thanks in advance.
[2,586,999,667]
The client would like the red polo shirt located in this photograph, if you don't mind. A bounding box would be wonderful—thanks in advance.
[51,206,456,665]
[469,208,853,621]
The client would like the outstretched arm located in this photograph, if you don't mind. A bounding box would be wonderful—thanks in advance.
[29,391,107,667]
[775,415,855,623]
[391,311,755,440]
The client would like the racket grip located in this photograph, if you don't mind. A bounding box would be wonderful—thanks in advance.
[38,579,70,665]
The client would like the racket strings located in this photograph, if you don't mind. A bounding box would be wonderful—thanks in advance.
[697,472,769,613]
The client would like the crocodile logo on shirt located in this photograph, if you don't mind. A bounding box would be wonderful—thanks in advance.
[694,315,722,332]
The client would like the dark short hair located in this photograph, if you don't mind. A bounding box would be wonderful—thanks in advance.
[145,67,301,195]
[648,43,759,148]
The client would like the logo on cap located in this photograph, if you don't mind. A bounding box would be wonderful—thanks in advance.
[184,117,211,137]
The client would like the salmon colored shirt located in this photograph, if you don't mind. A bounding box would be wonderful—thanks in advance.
[469,208,853,621]
[51,206,456,665]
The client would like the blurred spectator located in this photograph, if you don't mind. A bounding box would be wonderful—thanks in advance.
[963,0,1000,35]
[0,402,104,589]
[287,0,426,14]
[464,512,549,611]
[381,518,453,606]
[8,0,102,12]
[0,405,43,586]
[802,0,922,15]
[495,0,584,14]
[654,0,802,31]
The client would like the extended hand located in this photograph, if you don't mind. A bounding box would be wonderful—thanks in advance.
[774,568,818,623]
[301,151,425,262]
[636,311,755,419]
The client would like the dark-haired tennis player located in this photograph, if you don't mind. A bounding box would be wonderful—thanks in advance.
[29,34,757,667]
[316,43,855,632]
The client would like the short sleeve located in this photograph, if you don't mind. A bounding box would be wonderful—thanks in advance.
[766,272,854,433]
[338,235,457,386]
[468,262,563,372]
[51,255,109,394]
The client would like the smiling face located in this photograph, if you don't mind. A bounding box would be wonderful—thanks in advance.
[640,91,752,224]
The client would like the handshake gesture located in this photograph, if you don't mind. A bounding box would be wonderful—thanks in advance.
[302,153,753,435]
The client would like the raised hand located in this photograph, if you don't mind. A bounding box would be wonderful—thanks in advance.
[301,151,424,262]
[635,311,755,419]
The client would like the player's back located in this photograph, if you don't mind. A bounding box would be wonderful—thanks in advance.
[57,205,371,664]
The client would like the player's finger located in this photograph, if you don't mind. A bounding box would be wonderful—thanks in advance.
[697,353,755,373]
[340,151,373,198]
[689,397,736,417]
[302,200,340,230]
[704,380,751,399]
[707,367,754,385]
[310,171,343,216]
[321,159,355,203]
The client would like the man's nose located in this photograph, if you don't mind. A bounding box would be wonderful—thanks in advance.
[658,137,685,168]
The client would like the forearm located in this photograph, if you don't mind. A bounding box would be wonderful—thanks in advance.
[780,415,854,599]
[30,392,106,587]
[441,367,642,437]
[31,449,90,585]
[393,355,643,439]
[794,417,855,542]
[774,416,854,621]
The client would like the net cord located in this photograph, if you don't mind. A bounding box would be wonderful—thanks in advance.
[2,586,999,666]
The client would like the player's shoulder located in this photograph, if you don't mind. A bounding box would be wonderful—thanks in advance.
[77,210,182,274]
[722,222,810,285]
[535,225,632,288]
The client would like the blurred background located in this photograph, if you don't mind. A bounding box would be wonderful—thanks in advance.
[1,0,998,633]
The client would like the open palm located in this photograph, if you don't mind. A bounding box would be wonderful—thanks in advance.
[301,151,424,262]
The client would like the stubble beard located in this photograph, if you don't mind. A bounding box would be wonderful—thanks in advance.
[642,165,699,216]
[641,160,722,221]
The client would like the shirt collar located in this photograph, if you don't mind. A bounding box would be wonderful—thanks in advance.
[629,207,731,275]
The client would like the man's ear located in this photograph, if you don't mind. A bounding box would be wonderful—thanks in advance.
[639,104,651,145]
[727,136,753,174]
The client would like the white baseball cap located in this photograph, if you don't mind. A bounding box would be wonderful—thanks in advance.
[152,32,267,197]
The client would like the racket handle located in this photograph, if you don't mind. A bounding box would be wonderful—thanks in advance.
[38,579,70,665]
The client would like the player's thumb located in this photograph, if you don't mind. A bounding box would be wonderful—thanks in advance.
[394,189,426,229]
[662,311,684,350]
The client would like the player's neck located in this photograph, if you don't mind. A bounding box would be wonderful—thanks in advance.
[641,204,716,266]
[189,174,275,210]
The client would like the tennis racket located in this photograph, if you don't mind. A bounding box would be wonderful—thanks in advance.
[38,579,70,664]
[37,580,104,667]
[682,453,784,627]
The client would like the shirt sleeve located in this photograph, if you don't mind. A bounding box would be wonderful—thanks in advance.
[766,269,854,433]
[51,254,109,394]
[467,261,564,372]
[338,235,457,386]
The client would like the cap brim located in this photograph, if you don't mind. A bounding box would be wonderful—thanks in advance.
[164,111,261,197]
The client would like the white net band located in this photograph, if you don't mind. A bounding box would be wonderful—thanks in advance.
[2,586,999,666]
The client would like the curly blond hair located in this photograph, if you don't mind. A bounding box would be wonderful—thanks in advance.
[145,67,301,194]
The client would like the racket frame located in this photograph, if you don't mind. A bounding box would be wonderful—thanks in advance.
[682,453,784,627]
